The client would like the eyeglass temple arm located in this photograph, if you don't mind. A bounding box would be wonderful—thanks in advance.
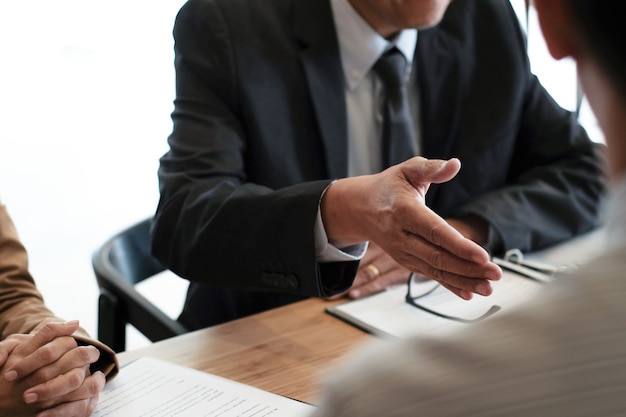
[405,293,502,324]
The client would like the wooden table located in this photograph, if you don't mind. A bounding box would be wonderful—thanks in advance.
[117,298,374,404]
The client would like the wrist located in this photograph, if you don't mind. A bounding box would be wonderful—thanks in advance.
[321,178,368,247]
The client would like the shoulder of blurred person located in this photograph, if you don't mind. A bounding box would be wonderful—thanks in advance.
[312,241,626,417]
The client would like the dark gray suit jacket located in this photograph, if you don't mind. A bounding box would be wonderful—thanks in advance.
[152,0,604,329]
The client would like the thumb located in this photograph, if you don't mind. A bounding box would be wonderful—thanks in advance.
[403,157,461,187]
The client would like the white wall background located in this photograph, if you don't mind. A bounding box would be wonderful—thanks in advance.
[0,0,188,350]
[0,0,602,351]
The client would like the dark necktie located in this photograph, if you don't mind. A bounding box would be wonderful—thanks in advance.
[374,48,416,168]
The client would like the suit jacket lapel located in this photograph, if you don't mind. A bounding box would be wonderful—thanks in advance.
[416,26,463,161]
[292,0,464,181]
[293,0,348,179]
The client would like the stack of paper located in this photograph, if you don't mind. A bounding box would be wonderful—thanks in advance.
[94,357,314,417]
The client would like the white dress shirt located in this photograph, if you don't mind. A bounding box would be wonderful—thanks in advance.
[315,0,418,262]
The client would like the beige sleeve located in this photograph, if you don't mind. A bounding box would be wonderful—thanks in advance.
[0,203,119,381]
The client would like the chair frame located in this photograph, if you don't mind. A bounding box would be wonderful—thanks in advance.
[92,218,187,352]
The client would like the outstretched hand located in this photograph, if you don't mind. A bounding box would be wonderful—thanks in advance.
[322,157,502,300]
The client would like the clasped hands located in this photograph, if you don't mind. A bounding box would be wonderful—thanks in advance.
[0,321,105,417]
[321,157,502,300]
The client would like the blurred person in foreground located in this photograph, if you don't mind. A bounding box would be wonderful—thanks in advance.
[152,0,604,329]
[0,201,118,417]
[310,1,626,415]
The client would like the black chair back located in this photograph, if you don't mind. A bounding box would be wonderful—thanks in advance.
[92,218,188,352]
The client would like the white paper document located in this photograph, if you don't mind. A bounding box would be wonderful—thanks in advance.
[326,231,608,340]
[94,357,315,417]
[326,267,549,339]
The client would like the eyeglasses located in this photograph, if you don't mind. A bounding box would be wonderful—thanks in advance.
[492,249,566,283]
[405,250,561,324]
[405,274,502,324]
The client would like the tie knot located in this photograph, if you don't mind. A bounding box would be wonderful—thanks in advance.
[374,48,408,90]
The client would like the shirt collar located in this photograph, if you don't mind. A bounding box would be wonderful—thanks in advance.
[330,0,418,91]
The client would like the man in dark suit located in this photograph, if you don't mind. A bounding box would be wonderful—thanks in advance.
[152,0,604,329]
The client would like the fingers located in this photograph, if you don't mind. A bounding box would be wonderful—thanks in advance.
[35,399,91,417]
[416,232,498,279]
[439,281,473,300]
[5,321,81,382]
[376,204,501,298]
[5,336,78,383]
[0,335,28,367]
[34,371,105,417]
[349,268,410,299]
[87,393,99,417]
[86,393,100,417]
[405,203,493,264]
[394,158,493,265]
[24,367,88,405]
[350,248,411,298]
[24,345,101,402]
[353,235,498,300]
[22,321,80,356]
[397,235,498,298]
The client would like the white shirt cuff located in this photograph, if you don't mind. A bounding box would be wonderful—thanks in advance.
[314,206,367,262]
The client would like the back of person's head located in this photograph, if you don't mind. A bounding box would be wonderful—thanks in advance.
[568,0,626,101]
